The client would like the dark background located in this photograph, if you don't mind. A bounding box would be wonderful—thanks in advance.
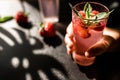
[26,0,120,28]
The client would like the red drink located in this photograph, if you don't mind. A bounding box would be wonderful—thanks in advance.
[72,2,109,66]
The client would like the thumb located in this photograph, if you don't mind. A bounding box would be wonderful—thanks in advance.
[85,35,115,57]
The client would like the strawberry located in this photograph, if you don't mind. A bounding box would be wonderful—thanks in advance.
[73,18,90,38]
[15,11,28,25]
[79,11,85,18]
[39,22,56,37]
[76,26,90,38]
[92,10,99,15]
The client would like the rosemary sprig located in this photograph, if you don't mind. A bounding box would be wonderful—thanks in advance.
[69,3,83,19]
[84,2,92,19]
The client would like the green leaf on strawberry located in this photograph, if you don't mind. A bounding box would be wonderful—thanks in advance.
[39,22,44,31]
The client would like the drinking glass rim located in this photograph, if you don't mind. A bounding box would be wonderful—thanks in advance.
[73,1,110,21]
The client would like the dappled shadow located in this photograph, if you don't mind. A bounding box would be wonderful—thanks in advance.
[43,35,62,48]
[17,21,33,29]
[77,52,120,80]
[0,27,68,80]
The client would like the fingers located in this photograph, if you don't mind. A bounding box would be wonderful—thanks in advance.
[72,52,95,66]
[64,34,73,54]
[64,22,75,54]
[85,35,116,57]
[66,22,73,34]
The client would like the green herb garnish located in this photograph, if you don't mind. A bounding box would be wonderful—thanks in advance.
[69,3,82,18]
[0,16,13,23]
[39,22,44,31]
[69,2,114,26]
[84,2,92,19]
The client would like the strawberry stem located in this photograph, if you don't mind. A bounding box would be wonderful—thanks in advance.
[39,22,44,31]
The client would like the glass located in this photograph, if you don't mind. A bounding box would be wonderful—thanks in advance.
[38,0,59,23]
[72,2,109,66]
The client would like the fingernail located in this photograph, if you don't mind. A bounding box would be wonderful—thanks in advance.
[85,52,89,57]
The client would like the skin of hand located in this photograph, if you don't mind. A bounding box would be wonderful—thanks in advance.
[64,22,120,57]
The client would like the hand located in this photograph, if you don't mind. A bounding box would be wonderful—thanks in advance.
[65,22,120,57]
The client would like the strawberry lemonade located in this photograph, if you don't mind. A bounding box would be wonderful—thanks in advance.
[71,2,110,66]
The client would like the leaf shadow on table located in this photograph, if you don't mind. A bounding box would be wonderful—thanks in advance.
[77,52,120,80]
[0,27,68,80]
